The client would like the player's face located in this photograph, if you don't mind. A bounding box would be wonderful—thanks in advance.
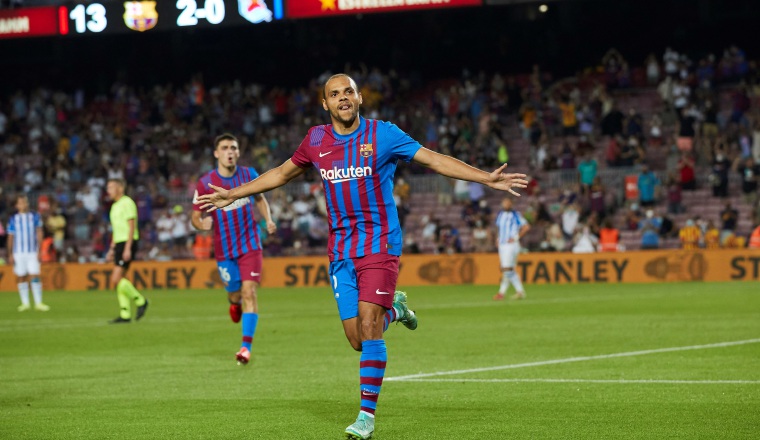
[16,196,29,212]
[106,181,123,200]
[215,140,240,168]
[502,198,513,210]
[322,76,363,126]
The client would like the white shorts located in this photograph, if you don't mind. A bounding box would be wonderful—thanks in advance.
[498,242,520,269]
[13,252,41,277]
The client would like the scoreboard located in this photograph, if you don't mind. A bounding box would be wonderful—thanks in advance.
[0,0,284,39]
[0,0,485,39]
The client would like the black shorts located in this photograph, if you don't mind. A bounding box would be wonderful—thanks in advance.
[114,241,139,270]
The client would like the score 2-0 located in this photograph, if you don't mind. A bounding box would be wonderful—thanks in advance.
[176,0,226,26]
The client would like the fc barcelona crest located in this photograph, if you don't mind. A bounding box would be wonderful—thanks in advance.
[360,144,374,158]
[123,1,158,32]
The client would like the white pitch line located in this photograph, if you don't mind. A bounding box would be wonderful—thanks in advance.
[386,338,760,381]
[396,378,760,385]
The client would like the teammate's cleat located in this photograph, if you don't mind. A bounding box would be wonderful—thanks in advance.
[34,303,50,311]
[135,300,149,321]
[393,291,418,331]
[511,292,526,300]
[493,293,506,301]
[109,316,131,324]
[236,347,250,365]
[344,412,375,440]
[17,304,30,312]
[229,303,242,323]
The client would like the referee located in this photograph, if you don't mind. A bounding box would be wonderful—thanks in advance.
[106,178,148,323]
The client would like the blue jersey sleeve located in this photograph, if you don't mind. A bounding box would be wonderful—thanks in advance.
[247,167,260,180]
[34,213,42,228]
[7,218,14,234]
[381,121,422,163]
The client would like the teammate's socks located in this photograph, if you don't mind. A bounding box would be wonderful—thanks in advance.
[359,339,387,415]
[382,307,399,332]
[31,278,43,305]
[241,312,259,351]
[18,282,30,307]
[117,278,146,306]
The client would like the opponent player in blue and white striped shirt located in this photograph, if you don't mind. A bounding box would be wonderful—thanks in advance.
[493,197,530,300]
[196,74,529,440]
[7,195,49,311]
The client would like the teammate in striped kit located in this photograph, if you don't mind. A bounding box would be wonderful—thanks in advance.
[196,74,528,439]
[191,133,276,365]
[493,197,530,301]
[7,195,49,312]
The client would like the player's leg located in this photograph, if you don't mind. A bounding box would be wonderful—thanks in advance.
[28,255,48,311]
[110,265,132,323]
[14,254,31,311]
[233,253,263,365]
[505,243,525,299]
[344,255,400,440]
[494,244,511,300]
[227,291,243,323]
[332,259,363,351]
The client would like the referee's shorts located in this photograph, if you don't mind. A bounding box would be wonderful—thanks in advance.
[114,241,139,270]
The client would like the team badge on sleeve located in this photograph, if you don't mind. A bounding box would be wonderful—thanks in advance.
[360,144,374,158]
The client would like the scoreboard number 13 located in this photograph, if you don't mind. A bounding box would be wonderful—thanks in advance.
[69,3,107,33]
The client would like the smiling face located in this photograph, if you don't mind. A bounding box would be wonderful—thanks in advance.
[322,74,363,132]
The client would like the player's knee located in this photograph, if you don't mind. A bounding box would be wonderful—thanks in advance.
[31,276,40,283]
[348,337,362,352]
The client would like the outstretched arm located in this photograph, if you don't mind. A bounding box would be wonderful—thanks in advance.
[412,147,528,196]
[196,159,307,211]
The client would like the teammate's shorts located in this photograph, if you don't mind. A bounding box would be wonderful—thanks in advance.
[113,241,139,271]
[498,242,520,268]
[217,251,262,293]
[13,252,40,277]
[329,253,399,321]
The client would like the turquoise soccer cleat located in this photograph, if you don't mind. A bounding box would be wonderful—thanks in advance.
[344,412,375,440]
[393,291,418,331]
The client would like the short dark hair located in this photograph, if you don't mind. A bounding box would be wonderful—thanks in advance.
[322,73,356,99]
[214,133,239,149]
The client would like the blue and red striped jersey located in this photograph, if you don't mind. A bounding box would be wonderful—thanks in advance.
[291,117,422,262]
[193,167,262,261]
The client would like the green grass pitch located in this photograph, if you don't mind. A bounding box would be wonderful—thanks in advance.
[1,281,759,439]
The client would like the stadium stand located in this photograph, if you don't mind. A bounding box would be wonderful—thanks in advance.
[0,46,758,262]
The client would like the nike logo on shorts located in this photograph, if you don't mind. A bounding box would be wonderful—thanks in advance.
[251,272,260,277]
[375,289,390,295]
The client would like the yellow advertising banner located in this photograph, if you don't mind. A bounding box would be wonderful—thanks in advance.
[0,249,758,292]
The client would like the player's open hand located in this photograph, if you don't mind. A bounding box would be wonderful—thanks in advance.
[486,163,528,197]
[195,184,234,212]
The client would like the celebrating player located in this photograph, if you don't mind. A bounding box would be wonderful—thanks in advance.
[493,197,530,301]
[191,133,277,366]
[196,74,528,439]
[7,195,49,312]
[106,178,149,323]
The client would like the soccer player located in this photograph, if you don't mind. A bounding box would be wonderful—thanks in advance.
[196,74,528,440]
[493,197,530,300]
[191,133,277,365]
[106,178,149,324]
[7,195,49,312]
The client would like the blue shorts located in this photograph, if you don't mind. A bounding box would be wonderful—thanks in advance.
[329,254,399,321]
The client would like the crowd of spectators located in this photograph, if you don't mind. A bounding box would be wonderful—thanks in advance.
[1,46,759,262]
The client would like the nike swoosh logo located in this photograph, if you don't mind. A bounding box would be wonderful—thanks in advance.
[361,391,378,396]
[251,272,260,277]
[376,289,391,295]
[319,151,333,157]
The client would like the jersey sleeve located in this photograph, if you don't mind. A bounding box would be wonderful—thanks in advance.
[34,213,43,228]
[7,218,14,234]
[126,199,138,220]
[290,132,314,168]
[382,122,423,163]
